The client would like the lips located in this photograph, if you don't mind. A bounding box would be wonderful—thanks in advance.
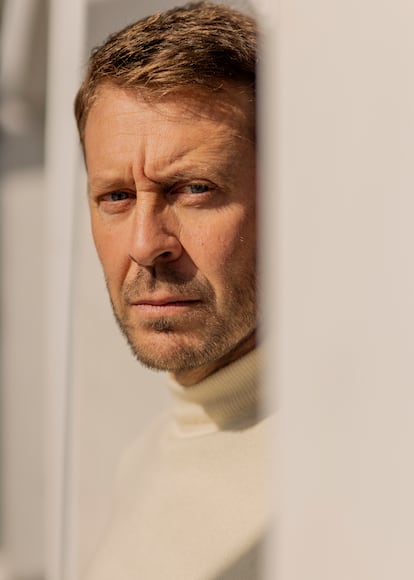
[131,296,200,307]
[127,295,202,317]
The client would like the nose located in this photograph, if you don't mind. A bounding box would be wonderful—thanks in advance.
[128,195,182,267]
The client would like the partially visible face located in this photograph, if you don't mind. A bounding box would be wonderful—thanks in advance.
[84,84,257,386]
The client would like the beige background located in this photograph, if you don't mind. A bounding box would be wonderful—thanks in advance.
[262,1,414,578]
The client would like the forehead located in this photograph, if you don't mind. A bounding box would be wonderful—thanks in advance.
[85,82,253,137]
[84,84,255,180]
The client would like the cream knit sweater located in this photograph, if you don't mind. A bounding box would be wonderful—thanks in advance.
[86,348,273,580]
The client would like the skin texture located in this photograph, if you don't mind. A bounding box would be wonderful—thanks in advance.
[84,84,257,386]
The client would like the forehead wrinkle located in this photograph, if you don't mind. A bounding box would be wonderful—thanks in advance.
[87,125,253,197]
[140,127,243,186]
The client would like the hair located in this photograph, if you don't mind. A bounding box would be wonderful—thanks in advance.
[74,1,257,144]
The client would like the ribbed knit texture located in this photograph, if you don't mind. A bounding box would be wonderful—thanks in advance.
[85,348,273,580]
[168,347,262,436]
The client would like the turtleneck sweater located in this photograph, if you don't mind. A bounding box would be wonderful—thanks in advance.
[85,348,274,580]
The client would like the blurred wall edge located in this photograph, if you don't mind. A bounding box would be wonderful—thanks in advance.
[0,0,48,578]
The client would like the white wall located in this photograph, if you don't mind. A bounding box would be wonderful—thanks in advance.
[263,1,414,578]
[0,1,47,576]
[0,167,46,579]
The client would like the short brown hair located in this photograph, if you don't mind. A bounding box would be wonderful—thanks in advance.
[74,1,257,144]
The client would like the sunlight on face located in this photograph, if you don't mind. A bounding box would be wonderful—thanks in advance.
[84,85,257,385]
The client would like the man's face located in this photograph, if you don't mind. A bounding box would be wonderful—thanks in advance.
[84,84,256,385]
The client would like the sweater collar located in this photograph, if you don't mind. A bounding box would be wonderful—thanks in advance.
[167,348,261,436]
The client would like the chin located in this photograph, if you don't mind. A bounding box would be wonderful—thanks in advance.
[126,327,255,375]
[129,343,212,373]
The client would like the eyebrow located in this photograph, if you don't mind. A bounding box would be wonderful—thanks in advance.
[151,167,231,188]
[88,176,134,194]
[156,141,252,187]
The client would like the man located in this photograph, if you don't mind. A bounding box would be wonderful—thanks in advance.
[75,2,272,578]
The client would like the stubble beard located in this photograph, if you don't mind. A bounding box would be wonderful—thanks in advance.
[107,267,257,374]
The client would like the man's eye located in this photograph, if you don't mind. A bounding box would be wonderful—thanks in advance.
[182,183,211,194]
[104,191,133,202]
[96,191,136,214]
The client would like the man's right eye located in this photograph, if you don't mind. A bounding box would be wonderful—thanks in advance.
[103,191,133,202]
[96,191,136,214]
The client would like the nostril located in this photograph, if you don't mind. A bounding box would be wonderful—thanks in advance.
[128,225,182,267]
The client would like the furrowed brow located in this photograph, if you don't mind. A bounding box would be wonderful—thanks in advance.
[87,175,134,195]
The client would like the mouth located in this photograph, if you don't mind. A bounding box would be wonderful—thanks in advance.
[130,297,201,315]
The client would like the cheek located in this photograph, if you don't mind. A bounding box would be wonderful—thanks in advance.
[91,220,128,285]
[183,208,255,273]
[91,220,109,264]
